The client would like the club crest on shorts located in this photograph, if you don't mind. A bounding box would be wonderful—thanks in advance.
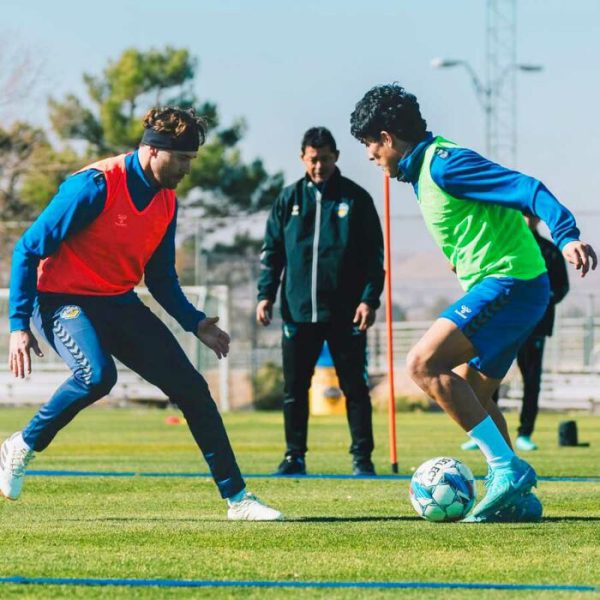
[291,204,300,216]
[60,306,81,320]
[337,202,349,218]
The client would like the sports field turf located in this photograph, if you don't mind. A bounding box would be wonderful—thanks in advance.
[0,407,598,599]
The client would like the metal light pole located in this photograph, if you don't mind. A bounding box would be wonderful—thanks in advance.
[430,57,542,166]
[430,0,542,168]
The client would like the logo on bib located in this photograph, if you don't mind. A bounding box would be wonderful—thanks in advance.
[60,306,81,320]
[337,202,349,218]
[115,214,128,227]
[283,323,298,339]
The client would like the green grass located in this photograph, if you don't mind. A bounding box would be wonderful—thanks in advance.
[0,407,599,599]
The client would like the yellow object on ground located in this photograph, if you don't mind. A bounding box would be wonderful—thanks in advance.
[309,366,346,416]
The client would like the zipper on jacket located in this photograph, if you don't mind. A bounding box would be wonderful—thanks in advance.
[311,187,322,323]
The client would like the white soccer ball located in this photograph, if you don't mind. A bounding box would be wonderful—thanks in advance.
[409,456,476,522]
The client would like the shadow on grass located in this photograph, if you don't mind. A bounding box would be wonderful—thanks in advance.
[542,516,600,522]
[53,515,421,524]
[55,517,217,523]
[291,516,421,523]
[51,515,600,524]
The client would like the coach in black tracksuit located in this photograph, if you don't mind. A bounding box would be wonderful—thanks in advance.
[256,127,384,476]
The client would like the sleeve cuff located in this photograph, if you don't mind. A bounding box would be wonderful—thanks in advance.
[182,311,206,333]
[10,318,30,332]
[192,312,207,331]
[557,237,578,251]
[257,293,275,302]
[360,298,380,310]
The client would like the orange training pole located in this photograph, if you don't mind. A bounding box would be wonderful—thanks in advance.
[383,174,398,473]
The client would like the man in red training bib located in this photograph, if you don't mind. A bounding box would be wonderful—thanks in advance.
[3,107,282,521]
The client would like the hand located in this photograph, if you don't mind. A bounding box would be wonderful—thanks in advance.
[256,299,273,326]
[353,302,376,332]
[562,241,597,278]
[196,317,230,359]
[9,330,44,378]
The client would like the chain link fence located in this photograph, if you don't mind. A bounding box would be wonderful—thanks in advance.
[1,214,599,411]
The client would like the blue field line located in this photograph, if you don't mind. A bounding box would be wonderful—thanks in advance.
[0,576,597,592]
[27,469,600,483]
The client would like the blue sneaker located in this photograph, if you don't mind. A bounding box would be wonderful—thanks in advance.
[497,492,543,522]
[470,457,537,520]
[515,435,538,451]
[463,492,542,523]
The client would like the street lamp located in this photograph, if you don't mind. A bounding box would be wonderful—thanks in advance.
[430,57,543,160]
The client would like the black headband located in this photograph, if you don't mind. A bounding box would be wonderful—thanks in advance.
[141,127,200,152]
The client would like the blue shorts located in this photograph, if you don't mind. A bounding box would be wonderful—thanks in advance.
[440,274,550,379]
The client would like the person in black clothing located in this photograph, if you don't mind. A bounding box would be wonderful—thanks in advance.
[514,213,569,449]
[256,127,384,476]
[461,213,569,452]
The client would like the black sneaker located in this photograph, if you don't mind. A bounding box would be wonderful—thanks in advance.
[352,457,376,476]
[275,455,306,476]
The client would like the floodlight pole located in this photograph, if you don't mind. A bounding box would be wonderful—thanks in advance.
[383,174,398,473]
[431,0,543,167]
[430,57,542,166]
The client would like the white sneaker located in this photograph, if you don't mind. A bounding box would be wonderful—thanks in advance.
[0,432,36,500]
[227,492,283,521]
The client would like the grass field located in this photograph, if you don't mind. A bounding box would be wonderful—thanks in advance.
[0,406,599,599]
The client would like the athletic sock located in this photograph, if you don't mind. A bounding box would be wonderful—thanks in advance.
[226,488,247,506]
[468,415,515,470]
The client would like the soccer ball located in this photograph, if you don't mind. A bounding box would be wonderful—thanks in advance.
[409,456,476,522]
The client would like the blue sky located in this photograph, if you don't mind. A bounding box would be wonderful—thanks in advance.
[4,0,600,261]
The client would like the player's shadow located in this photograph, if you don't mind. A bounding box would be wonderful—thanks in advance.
[56,517,217,523]
[55,516,421,524]
[292,516,420,523]
[541,516,600,522]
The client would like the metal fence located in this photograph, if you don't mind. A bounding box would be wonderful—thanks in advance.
[0,286,232,409]
[1,285,599,413]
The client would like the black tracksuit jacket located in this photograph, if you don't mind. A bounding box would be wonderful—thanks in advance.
[257,168,384,324]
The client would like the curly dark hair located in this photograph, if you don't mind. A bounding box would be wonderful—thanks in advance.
[143,107,207,146]
[350,84,427,144]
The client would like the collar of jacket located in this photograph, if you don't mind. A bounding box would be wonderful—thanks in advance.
[304,167,342,197]
[396,132,435,183]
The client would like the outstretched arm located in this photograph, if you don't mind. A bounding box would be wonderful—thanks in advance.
[144,205,207,332]
[8,170,106,378]
[431,148,596,277]
[9,170,106,333]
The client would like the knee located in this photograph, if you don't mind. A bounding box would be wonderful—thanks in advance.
[168,371,212,405]
[80,362,118,396]
[285,377,311,398]
[406,347,434,385]
[339,375,369,399]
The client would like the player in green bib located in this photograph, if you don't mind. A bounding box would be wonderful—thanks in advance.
[350,84,596,522]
